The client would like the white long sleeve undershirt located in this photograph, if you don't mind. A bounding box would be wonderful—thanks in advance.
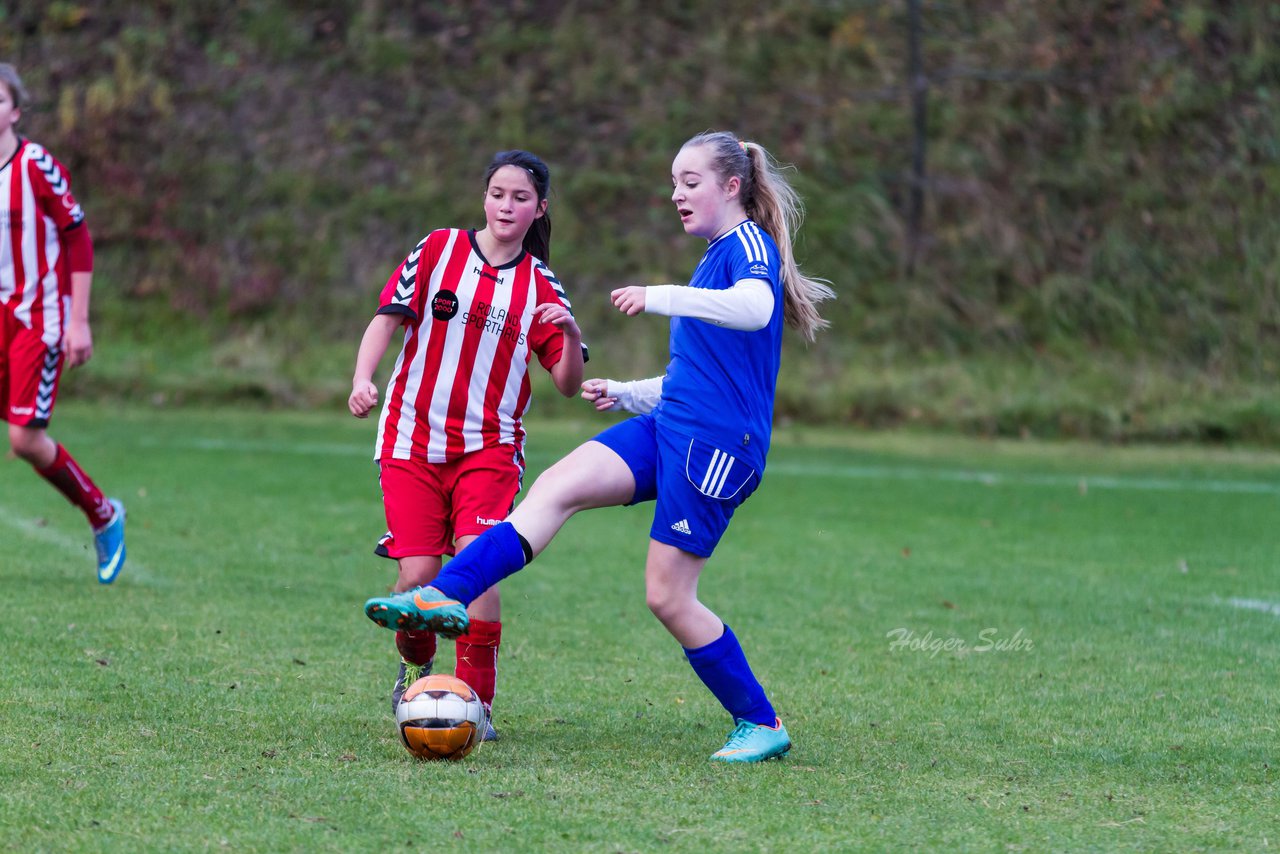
[643,278,775,331]
[602,376,664,415]
[599,280,774,414]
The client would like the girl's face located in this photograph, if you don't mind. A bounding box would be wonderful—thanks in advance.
[671,144,740,241]
[0,84,19,141]
[483,165,545,247]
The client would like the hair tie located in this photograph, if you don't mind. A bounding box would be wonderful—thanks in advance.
[738,140,747,152]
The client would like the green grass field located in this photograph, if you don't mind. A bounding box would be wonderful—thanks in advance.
[1,403,1277,852]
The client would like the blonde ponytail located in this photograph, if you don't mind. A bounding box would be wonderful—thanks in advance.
[683,132,834,341]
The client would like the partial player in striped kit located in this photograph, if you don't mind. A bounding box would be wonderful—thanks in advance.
[0,64,125,583]
[364,132,833,762]
[348,150,586,738]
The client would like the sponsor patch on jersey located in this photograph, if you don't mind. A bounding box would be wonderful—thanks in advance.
[431,289,460,321]
[749,263,769,276]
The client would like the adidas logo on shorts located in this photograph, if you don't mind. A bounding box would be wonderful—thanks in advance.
[670,518,692,535]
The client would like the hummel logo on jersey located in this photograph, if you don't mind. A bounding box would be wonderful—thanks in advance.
[670,519,692,535]
[472,266,501,284]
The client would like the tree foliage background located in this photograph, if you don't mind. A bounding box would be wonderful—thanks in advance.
[4,1,1278,440]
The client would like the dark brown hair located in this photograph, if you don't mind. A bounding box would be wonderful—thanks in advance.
[484,150,552,262]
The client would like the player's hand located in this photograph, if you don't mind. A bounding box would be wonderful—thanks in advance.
[610,286,646,316]
[64,320,93,368]
[533,302,581,339]
[349,380,378,418]
[581,378,619,412]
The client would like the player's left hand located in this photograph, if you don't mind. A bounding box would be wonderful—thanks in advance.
[610,286,646,316]
[65,320,93,368]
[534,302,581,339]
[581,378,619,412]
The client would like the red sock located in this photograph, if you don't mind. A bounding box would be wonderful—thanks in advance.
[455,619,501,709]
[37,444,113,529]
[395,630,437,667]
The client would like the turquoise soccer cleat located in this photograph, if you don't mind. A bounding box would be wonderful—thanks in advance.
[364,586,470,638]
[93,498,126,584]
[709,718,791,763]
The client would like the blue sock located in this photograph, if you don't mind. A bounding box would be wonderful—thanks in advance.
[430,521,528,606]
[683,624,776,727]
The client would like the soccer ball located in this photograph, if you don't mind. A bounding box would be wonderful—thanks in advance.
[395,674,487,761]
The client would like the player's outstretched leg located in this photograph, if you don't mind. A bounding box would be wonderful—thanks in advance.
[365,586,470,638]
[93,498,127,584]
[710,718,791,763]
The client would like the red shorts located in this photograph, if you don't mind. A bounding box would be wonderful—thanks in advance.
[0,307,64,428]
[379,444,525,559]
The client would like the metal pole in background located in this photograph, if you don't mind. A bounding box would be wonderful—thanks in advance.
[906,0,927,277]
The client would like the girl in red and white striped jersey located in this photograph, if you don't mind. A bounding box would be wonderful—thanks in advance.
[0,64,126,583]
[348,150,586,731]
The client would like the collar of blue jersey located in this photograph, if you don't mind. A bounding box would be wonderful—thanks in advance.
[708,218,753,245]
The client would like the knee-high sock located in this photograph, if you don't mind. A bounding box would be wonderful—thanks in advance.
[395,630,437,668]
[454,619,501,709]
[430,522,528,605]
[683,624,776,727]
[37,444,113,529]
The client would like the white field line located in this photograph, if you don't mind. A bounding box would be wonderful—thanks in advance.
[131,436,1280,496]
[135,436,373,457]
[1219,597,1280,618]
[0,500,90,554]
[767,462,1280,496]
[0,499,154,581]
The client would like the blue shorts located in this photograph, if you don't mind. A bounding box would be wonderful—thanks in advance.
[592,414,760,558]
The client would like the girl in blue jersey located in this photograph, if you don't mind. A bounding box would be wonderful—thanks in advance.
[364,131,833,763]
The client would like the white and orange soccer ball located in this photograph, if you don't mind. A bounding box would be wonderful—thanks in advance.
[395,674,487,761]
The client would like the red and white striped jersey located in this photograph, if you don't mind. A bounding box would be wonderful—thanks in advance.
[0,139,86,345]
[374,228,586,463]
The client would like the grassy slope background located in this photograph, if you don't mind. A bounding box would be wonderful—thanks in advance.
[3,1,1279,441]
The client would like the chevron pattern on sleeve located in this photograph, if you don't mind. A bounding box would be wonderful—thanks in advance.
[535,261,573,311]
[393,236,429,308]
[28,143,85,224]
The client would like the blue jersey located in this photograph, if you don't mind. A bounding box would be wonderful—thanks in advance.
[653,220,784,471]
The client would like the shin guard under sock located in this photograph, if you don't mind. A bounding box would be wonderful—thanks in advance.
[683,624,776,726]
[431,522,528,605]
[37,444,112,528]
[454,619,502,709]
[395,630,437,668]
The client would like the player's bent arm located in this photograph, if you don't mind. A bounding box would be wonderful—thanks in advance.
[643,279,774,330]
[65,270,94,367]
[63,224,95,367]
[548,329,585,397]
[349,314,400,417]
[353,314,400,383]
